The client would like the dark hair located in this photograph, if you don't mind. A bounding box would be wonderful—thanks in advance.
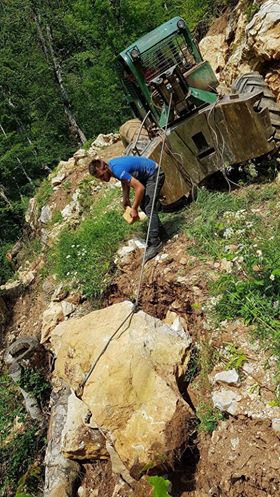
[88,158,102,176]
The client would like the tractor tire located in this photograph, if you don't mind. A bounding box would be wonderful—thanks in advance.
[232,71,280,142]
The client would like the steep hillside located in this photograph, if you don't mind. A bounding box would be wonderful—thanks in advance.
[0,2,280,497]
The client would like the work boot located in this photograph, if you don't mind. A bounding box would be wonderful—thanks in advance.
[144,239,163,263]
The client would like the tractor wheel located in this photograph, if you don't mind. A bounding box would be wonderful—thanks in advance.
[232,71,280,142]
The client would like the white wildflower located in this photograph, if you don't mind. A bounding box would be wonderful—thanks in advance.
[270,274,275,281]
[223,227,234,239]
[66,254,71,259]
[256,250,262,257]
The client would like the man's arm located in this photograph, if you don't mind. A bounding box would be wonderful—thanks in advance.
[130,177,145,220]
[121,181,131,209]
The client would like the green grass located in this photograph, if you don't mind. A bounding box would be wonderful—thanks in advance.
[184,182,280,368]
[50,188,139,298]
[20,238,42,263]
[48,209,63,225]
[184,188,247,259]
[196,401,224,433]
[35,178,53,210]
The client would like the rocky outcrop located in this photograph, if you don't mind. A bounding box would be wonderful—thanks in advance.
[44,385,80,497]
[199,0,280,95]
[4,337,45,422]
[50,301,193,480]
[246,0,280,61]
[0,268,35,299]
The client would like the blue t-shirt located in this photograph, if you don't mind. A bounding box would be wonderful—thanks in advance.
[108,156,157,184]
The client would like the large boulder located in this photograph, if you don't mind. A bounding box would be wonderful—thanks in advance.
[246,0,280,61]
[51,301,193,479]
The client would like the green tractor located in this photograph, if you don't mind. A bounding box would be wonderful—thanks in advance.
[117,17,279,205]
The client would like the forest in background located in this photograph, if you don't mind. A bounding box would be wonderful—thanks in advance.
[0,0,229,283]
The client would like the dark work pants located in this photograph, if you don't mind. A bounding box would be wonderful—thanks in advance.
[140,169,165,244]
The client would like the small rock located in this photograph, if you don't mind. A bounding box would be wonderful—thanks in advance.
[220,259,233,273]
[51,284,69,302]
[272,418,280,432]
[128,238,146,250]
[116,238,146,260]
[73,148,87,160]
[20,270,35,287]
[164,311,178,326]
[93,133,119,148]
[212,389,242,415]
[179,257,188,265]
[171,300,181,310]
[51,171,67,186]
[230,437,240,450]
[0,270,35,298]
[61,301,77,318]
[41,303,64,343]
[67,293,82,305]
[163,268,171,274]
[214,369,240,386]
[242,362,254,374]
[61,199,80,220]
[155,253,170,262]
[77,487,86,497]
[39,205,52,224]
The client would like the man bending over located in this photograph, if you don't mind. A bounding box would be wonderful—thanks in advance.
[88,155,165,262]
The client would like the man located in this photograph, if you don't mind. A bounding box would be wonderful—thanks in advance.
[88,155,165,262]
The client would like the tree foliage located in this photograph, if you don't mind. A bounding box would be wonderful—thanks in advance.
[0,0,223,282]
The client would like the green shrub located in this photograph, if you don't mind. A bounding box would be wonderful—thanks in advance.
[148,476,172,497]
[0,374,45,496]
[0,243,14,285]
[19,369,51,404]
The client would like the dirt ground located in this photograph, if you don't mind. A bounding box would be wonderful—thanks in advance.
[195,417,280,497]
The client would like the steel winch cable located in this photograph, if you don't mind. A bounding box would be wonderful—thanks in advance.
[75,309,135,398]
[134,94,173,309]
[207,99,241,191]
[75,95,173,398]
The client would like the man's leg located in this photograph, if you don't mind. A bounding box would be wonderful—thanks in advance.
[142,170,165,261]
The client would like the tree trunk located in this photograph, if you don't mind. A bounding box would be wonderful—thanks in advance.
[32,8,87,145]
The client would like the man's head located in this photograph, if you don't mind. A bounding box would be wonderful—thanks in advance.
[88,158,112,182]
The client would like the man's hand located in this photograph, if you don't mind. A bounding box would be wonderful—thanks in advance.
[130,207,139,221]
